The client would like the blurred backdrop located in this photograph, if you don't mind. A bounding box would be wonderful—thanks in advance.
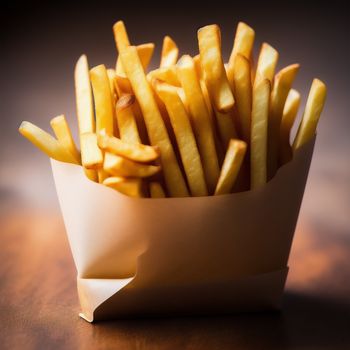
[1,0,349,237]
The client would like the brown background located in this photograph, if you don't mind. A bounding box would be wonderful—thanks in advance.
[1,1,350,349]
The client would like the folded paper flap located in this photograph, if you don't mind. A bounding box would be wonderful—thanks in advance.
[79,268,288,321]
[77,276,134,322]
[52,137,314,281]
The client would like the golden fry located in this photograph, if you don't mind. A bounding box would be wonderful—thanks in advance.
[113,21,154,75]
[80,133,104,169]
[233,54,252,142]
[215,139,247,195]
[214,110,238,149]
[227,22,255,88]
[50,115,81,162]
[268,64,300,178]
[107,68,117,101]
[293,79,327,150]
[90,64,114,135]
[104,153,160,177]
[74,55,97,181]
[103,177,142,197]
[98,131,159,162]
[19,121,78,164]
[160,36,179,67]
[147,66,180,86]
[177,55,220,193]
[254,43,279,85]
[198,25,235,112]
[155,80,208,196]
[120,45,189,197]
[250,79,271,189]
[279,89,301,164]
[116,94,141,144]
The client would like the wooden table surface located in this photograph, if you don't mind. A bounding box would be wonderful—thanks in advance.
[1,200,350,350]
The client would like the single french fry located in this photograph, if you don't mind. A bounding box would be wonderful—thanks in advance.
[149,182,166,198]
[233,54,252,142]
[293,79,327,150]
[98,131,159,162]
[215,139,247,195]
[74,55,95,134]
[19,121,78,164]
[74,55,97,181]
[251,79,271,189]
[107,68,118,101]
[227,22,255,88]
[254,43,279,85]
[104,153,160,178]
[80,133,103,169]
[268,64,300,178]
[90,64,114,135]
[50,115,81,163]
[193,54,202,79]
[214,110,238,149]
[103,177,142,197]
[116,94,141,144]
[160,36,179,68]
[155,80,208,196]
[199,79,213,117]
[113,20,130,51]
[147,66,180,86]
[120,45,189,197]
[279,89,301,164]
[177,55,220,193]
[198,25,235,112]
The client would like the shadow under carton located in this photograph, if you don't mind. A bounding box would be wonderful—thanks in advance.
[51,138,315,322]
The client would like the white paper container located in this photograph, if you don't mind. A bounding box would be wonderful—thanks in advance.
[51,138,315,322]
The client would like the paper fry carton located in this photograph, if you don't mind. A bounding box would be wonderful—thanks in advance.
[51,138,315,322]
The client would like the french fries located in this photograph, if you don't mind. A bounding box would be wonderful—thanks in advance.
[104,153,160,177]
[160,36,179,67]
[155,80,208,196]
[198,25,235,113]
[177,55,220,193]
[254,43,279,85]
[103,177,142,197]
[268,64,299,178]
[227,22,255,89]
[147,66,180,87]
[119,45,189,197]
[279,89,301,164]
[233,54,252,142]
[113,21,155,75]
[19,121,78,164]
[50,115,81,163]
[293,79,327,150]
[74,55,97,181]
[115,94,141,144]
[215,139,247,195]
[90,64,114,134]
[98,131,159,163]
[251,79,271,189]
[19,20,327,198]
[80,132,104,169]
